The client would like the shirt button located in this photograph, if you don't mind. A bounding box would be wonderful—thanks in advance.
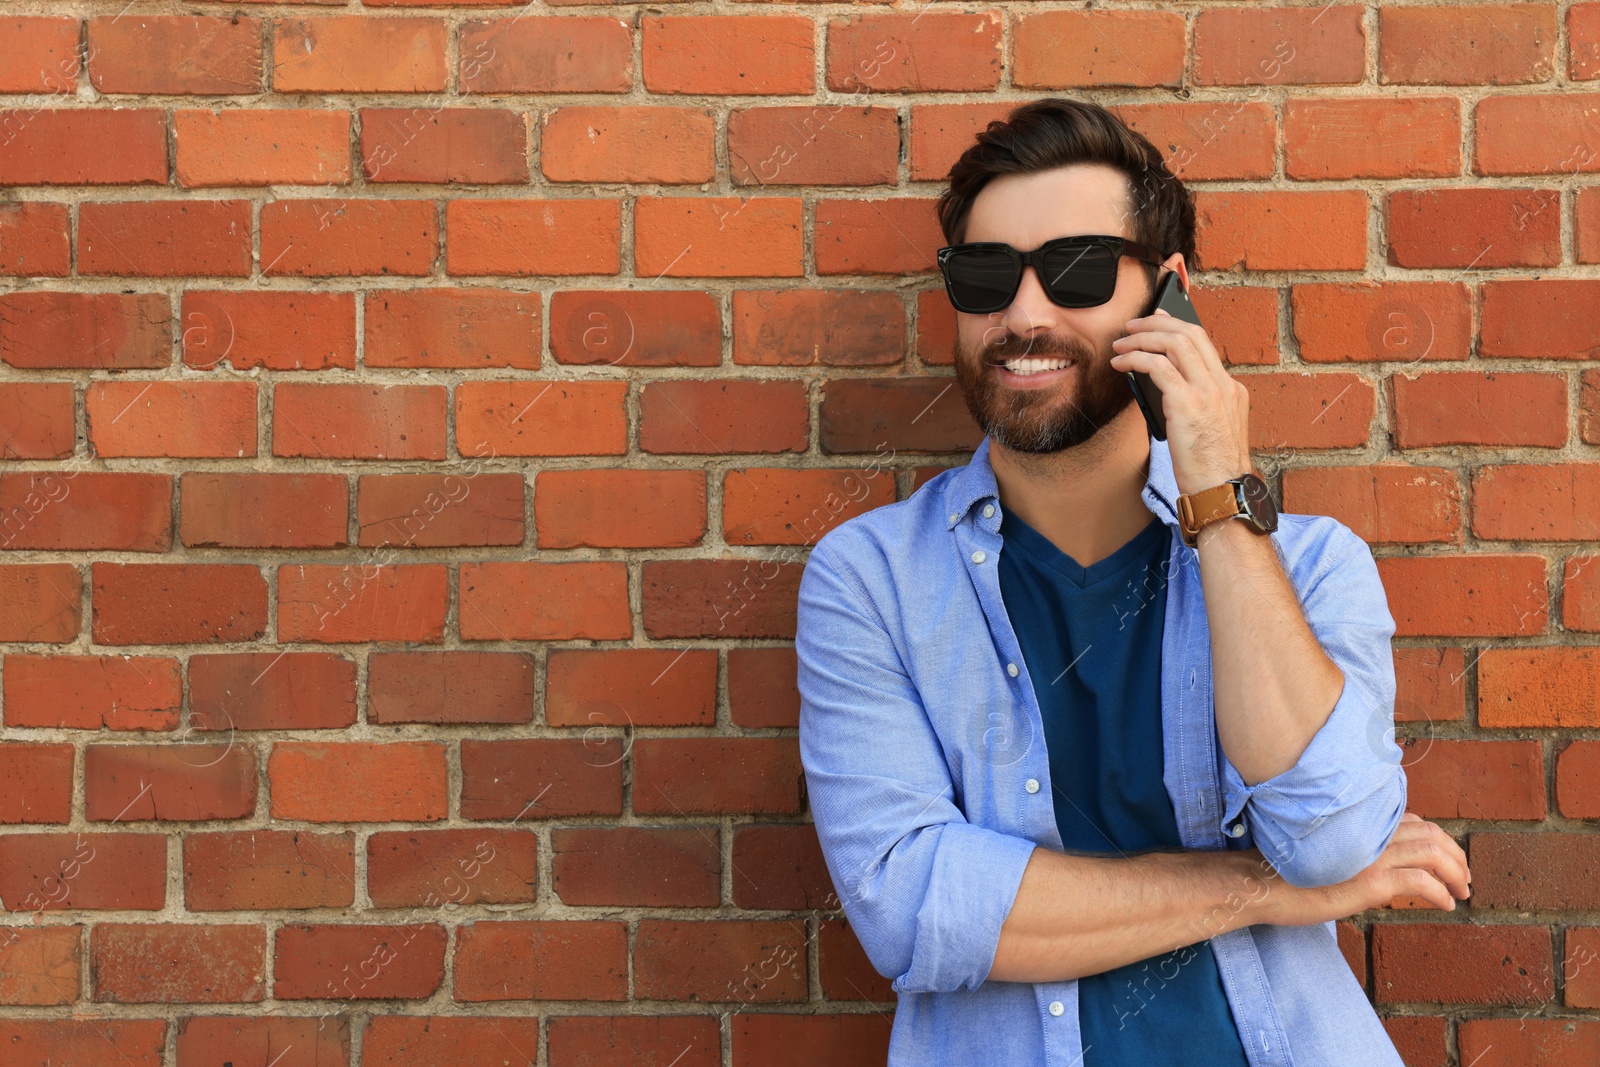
[949,513,958,524]
[972,550,986,564]
[1007,662,1019,677]
[1049,1001,1065,1016]
[1024,778,1040,794]
[1229,821,1246,838]
[983,504,995,519]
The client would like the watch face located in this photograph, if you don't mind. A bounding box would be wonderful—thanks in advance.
[1238,474,1279,532]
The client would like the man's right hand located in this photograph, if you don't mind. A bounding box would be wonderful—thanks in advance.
[1253,812,1472,926]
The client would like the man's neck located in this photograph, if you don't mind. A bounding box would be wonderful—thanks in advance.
[989,409,1157,569]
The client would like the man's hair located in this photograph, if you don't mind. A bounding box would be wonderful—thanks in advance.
[935,98,1198,289]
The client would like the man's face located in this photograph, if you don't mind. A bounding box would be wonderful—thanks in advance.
[951,163,1163,454]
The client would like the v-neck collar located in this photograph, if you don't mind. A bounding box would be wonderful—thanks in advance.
[999,506,1169,589]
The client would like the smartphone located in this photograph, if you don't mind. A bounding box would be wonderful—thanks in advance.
[1126,270,1201,442]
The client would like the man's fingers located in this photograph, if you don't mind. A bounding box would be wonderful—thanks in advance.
[1387,834,1471,900]
[1395,867,1456,911]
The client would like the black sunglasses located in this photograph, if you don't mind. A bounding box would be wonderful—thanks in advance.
[936,234,1165,315]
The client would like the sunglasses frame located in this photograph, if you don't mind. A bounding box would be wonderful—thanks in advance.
[936,234,1167,315]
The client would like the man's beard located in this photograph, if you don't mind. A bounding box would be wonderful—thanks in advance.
[953,328,1137,454]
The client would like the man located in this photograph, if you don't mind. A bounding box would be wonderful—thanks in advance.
[795,98,1471,1067]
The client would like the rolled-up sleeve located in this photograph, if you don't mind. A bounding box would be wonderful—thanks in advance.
[1217,523,1408,889]
[797,541,1038,994]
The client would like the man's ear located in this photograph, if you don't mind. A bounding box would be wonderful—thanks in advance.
[1165,253,1189,293]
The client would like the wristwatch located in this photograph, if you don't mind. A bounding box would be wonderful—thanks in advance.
[1176,472,1279,548]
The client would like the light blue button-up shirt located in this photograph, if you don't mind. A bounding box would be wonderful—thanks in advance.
[796,434,1409,1067]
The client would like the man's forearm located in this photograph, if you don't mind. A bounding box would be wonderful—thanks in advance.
[988,844,1277,984]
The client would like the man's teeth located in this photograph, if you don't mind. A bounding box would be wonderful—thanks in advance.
[1004,357,1073,375]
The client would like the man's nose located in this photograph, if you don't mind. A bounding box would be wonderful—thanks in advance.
[998,264,1061,331]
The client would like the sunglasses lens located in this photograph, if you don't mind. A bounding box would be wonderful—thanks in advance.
[1040,242,1118,306]
[944,248,1018,313]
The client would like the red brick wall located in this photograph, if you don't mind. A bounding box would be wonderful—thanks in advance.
[1,4,1598,1065]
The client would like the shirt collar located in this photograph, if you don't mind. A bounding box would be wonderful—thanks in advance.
[941,433,1182,532]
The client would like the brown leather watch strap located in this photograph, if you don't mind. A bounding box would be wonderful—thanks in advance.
[1176,481,1241,548]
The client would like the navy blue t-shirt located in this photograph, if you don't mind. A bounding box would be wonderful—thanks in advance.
[997,505,1249,1067]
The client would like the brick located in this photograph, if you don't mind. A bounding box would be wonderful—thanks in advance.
[1193,285,1281,365]
[1195,190,1368,271]
[548,1017,719,1067]
[1013,11,1184,89]
[1582,187,1600,263]
[0,291,171,370]
[735,287,905,368]
[368,651,533,725]
[0,925,80,1005]
[543,106,715,184]
[180,472,348,549]
[1380,4,1556,85]
[268,742,448,823]
[0,382,74,457]
[908,102,1019,182]
[724,467,896,545]
[1380,1017,1447,1067]
[635,195,803,278]
[1280,464,1460,544]
[367,828,537,907]
[2,654,180,730]
[1393,646,1467,723]
[1290,282,1470,364]
[356,472,526,547]
[1480,280,1600,359]
[175,1017,351,1067]
[273,923,444,999]
[729,106,897,187]
[1387,188,1559,268]
[459,561,631,641]
[273,17,447,93]
[0,471,170,552]
[1399,738,1545,820]
[1285,97,1460,180]
[820,377,981,453]
[360,107,528,184]
[535,469,706,549]
[1194,7,1366,85]
[456,381,628,457]
[176,109,353,187]
[815,198,943,275]
[1111,101,1277,182]
[0,17,80,93]
[642,559,803,639]
[728,647,800,728]
[0,741,73,823]
[362,1016,541,1067]
[820,919,896,1002]
[1558,742,1600,818]
[1460,1018,1600,1066]
[85,742,256,821]
[733,1016,894,1066]
[643,16,812,95]
[0,109,167,185]
[273,382,446,459]
[1391,371,1567,448]
[0,201,70,276]
[446,198,620,276]
[551,827,719,907]
[88,15,261,94]
[454,920,627,1001]
[1567,555,1600,632]
[460,738,624,820]
[92,923,265,1002]
[277,562,448,643]
[1338,921,1365,982]
[635,920,806,1002]
[1372,923,1551,1004]
[0,832,164,911]
[361,289,537,369]
[732,825,830,909]
[632,738,803,815]
[1479,647,1600,727]
[183,830,355,911]
[1470,833,1600,910]
[260,199,437,277]
[78,200,252,277]
[460,17,632,93]
[87,380,255,459]
[1472,464,1600,541]
[1586,370,1600,444]
[1475,95,1600,175]
[550,290,720,367]
[545,648,716,727]
[1577,4,1600,79]
[189,651,358,731]
[827,13,1001,92]
[180,290,356,371]
[1376,555,1547,638]
[91,562,267,644]
[0,1021,165,1065]
[641,380,808,454]
[1567,928,1600,1007]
